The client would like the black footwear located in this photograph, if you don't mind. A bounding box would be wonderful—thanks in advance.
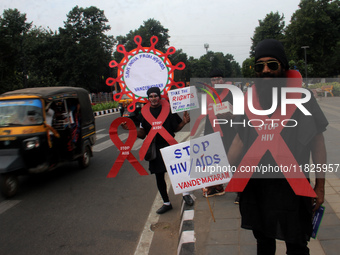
[183,195,194,206]
[156,204,173,214]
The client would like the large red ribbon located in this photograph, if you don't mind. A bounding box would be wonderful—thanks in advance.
[107,117,148,177]
[226,70,316,197]
[139,100,178,161]
[190,88,230,137]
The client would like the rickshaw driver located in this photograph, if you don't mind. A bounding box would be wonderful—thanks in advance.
[45,102,60,149]
[67,101,81,152]
[22,111,40,125]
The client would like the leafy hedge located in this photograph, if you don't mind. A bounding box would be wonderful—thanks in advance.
[308,82,340,96]
[91,101,119,112]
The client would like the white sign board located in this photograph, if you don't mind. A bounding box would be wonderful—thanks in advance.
[123,52,169,98]
[168,86,199,113]
[213,101,233,115]
[160,132,232,194]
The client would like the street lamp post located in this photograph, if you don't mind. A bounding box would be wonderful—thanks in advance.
[204,43,209,53]
[301,46,309,86]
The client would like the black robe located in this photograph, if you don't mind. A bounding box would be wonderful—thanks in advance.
[236,90,328,242]
[140,104,182,174]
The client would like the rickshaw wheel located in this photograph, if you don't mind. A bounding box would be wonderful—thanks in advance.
[78,146,90,169]
[0,174,18,198]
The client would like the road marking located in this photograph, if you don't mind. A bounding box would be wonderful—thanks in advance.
[93,133,126,152]
[134,175,171,255]
[132,139,144,150]
[0,200,21,215]
[96,133,109,140]
[93,140,113,152]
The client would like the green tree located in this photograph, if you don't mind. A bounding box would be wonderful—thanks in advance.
[0,8,32,93]
[230,61,242,78]
[242,57,256,78]
[115,18,170,58]
[185,51,241,80]
[197,52,241,78]
[200,51,224,77]
[187,56,211,78]
[185,57,198,81]
[285,0,340,77]
[168,48,188,83]
[24,26,62,87]
[223,53,241,78]
[59,6,116,92]
[250,12,286,57]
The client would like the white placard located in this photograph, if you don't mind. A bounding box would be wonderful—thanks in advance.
[168,86,199,113]
[123,52,169,98]
[213,101,233,115]
[160,132,232,194]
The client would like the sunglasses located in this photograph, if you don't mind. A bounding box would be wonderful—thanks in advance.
[254,60,280,72]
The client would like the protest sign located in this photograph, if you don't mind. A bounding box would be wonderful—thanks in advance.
[106,35,186,112]
[213,101,233,115]
[168,86,199,113]
[160,132,232,194]
[122,51,169,98]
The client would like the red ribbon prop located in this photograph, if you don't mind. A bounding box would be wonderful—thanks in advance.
[226,71,316,197]
[139,100,178,161]
[190,88,230,137]
[107,117,148,178]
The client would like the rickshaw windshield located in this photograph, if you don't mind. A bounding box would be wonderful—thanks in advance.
[0,99,43,126]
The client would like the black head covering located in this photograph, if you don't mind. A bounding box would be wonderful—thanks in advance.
[255,39,289,70]
[209,68,224,78]
[147,87,161,97]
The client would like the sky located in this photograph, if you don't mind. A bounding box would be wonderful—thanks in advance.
[1,0,302,65]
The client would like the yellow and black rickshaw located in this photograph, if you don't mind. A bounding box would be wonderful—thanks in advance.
[0,87,96,198]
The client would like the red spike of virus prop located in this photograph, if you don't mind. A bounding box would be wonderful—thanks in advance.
[106,35,186,112]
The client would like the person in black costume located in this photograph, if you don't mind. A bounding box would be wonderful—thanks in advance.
[202,68,238,200]
[123,87,193,214]
[227,39,327,255]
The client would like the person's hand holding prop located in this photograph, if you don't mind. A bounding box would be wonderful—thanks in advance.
[121,121,129,130]
[182,111,190,124]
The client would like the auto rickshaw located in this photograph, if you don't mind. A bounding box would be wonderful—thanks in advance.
[117,94,142,127]
[0,87,96,198]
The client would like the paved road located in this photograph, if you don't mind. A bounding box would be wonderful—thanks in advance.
[0,112,188,255]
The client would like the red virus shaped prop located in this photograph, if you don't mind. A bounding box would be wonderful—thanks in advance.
[106,35,186,112]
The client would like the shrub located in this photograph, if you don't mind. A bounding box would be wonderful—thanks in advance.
[92,101,119,112]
